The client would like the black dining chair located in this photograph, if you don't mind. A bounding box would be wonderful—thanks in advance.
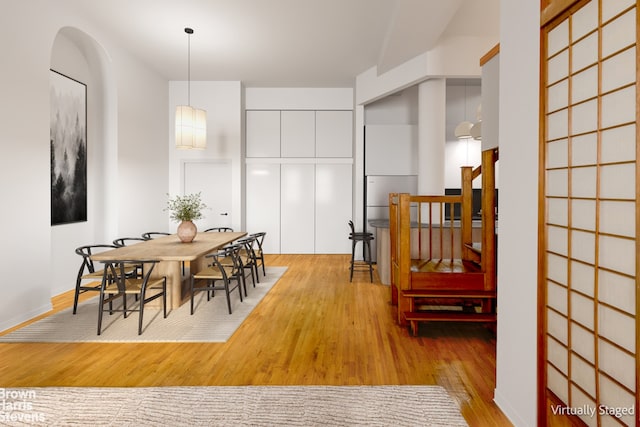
[250,232,267,278]
[204,227,234,232]
[113,237,147,247]
[73,244,123,314]
[111,237,147,278]
[190,244,243,315]
[141,232,170,240]
[97,259,167,335]
[235,236,258,289]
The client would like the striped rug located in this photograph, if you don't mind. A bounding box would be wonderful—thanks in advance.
[0,385,468,426]
[0,267,286,343]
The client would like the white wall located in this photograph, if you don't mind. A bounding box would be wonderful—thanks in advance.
[364,86,418,125]
[363,81,483,189]
[0,1,169,330]
[0,1,55,330]
[245,87,353,111]
[114,53,169,238]
[356,35,496,105]
[494,1,539,426]
[168,81,243,232]
[48,27,169,297]
[50,30,101,297]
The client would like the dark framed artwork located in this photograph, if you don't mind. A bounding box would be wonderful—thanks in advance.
[50,69,87,225]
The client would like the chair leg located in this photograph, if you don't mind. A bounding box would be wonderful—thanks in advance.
[223,279,232,314]
[207,280,213,300]
[253,263,259,284]
[162,280,167,319]
[122,292,128,318]
[248,264,256,289]
[190,276,196,315]
[235,276,244,303]
[239,268,248,297]
[97,291,106,335]
[138,291,145,335]
[73,279,81,315]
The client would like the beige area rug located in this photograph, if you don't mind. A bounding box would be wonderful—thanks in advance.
[0,386,468,426]
[0,267,287,343]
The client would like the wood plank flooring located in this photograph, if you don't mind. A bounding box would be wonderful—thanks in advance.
[0,254,511,426]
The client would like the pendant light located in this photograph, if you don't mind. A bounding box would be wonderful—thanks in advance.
[470,104,482,140]
[454,120,474,139]
[175,27,207,150]
[454,80,473,140]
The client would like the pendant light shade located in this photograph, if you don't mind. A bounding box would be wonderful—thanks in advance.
[470,121,481,140]
[175,27,207,150]
[175,105,207,149]
[470,103,482,140]
[454,121,473,139]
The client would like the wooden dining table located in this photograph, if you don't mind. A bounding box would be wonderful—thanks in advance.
[91,232,246,309]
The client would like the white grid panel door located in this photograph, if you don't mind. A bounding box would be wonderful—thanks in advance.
[541,1,638,426]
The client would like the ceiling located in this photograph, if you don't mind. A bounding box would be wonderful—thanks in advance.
[70,0,499,87]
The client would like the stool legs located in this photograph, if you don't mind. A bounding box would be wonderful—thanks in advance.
[350,240,356,282]
[366,239,373,282]
[349,238,374,283]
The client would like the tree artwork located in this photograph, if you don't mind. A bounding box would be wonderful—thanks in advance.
[50,70,87,225]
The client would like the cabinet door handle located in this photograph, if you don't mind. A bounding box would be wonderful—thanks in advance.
[220,213,228,216]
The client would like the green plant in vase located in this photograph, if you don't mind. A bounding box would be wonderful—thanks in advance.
[165,192,207,243]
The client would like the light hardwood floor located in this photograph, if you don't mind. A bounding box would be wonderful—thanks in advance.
[0,254,512,426]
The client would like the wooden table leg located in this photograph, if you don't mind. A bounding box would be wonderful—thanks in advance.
[154,261,182,310]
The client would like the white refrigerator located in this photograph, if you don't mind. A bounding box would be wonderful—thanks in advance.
[365,175,418,262]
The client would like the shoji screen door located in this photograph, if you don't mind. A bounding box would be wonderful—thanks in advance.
[541,0,638,426]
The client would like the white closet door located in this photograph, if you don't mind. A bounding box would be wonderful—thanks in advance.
[281,111,315,157]
[280,164,315,253]
[315,163,352,253]
[316,110,353,158]
[246,163,280,254]
[246,111,280,158]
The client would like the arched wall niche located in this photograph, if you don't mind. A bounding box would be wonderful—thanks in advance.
[49,26,117,296]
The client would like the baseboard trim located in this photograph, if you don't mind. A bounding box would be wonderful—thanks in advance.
[0,302,53,334]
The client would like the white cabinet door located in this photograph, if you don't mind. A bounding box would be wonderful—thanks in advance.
[280,164,315,253]
[246,111,280,157]
[316,110,353,158]
[315,163,352,253]
[246,163,280,254]
[281,111,315,157]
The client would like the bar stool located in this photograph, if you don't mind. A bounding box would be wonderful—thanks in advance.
[348,221,374,282]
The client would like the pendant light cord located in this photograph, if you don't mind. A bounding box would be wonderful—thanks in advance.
[185,27,194,107]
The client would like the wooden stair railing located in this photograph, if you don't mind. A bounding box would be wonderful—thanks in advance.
[389,148,498,333]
